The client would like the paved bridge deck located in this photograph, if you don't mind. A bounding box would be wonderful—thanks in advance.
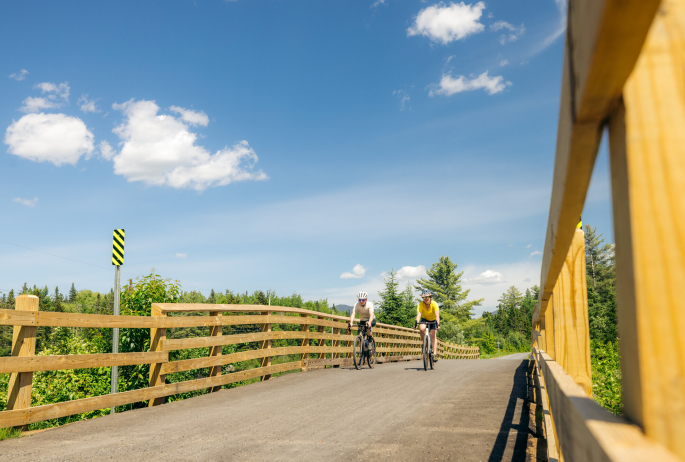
[0,355,544,461]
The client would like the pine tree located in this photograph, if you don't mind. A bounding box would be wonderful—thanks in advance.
[414,256,483,321]
[69,283,77,302]
[377,270,414,327]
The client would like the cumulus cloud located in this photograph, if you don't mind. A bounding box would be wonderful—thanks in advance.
[4,113,94,166]
[170,106,209,126]
[13,197,38,207]
[9,69,29,81]
[490,20,526,44]
[407,2,486,44]
[530,250,542,256]
[463,270,506,285]
[396,265,427,279]
[98,140,115,160]
[176,253,187,258]
[341,264,366,279]
[35,82,70,101]
[20,97,61,113]
[429,71,511,96]
[110,99,267,190]
[78,95,99,113]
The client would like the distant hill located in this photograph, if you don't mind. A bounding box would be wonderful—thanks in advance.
[333,304,352,316]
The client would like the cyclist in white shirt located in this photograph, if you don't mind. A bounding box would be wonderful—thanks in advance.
[348,291,376,339]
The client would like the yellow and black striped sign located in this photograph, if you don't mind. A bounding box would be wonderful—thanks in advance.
[112,229,125,266]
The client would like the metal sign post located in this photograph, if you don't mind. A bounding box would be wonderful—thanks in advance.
[111,229,125,414]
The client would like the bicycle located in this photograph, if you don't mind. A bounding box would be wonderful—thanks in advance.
[348,322,376,370]
[417,321,438,371]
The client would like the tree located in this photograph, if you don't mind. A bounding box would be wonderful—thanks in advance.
[414,256,483,321]
[69,283,77,302]
[377,270,415,327]
[583,225,617,342]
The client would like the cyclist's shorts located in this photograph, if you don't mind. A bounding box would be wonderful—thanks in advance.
[420,318,438,330]
[360,319,377,328]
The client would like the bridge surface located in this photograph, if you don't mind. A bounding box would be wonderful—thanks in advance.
[0,355,543,461]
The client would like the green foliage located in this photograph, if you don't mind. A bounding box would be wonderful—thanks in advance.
[376,270,416,328]
[437,321,464,345]
[591,340,622,415]
[0,426,22,441]
[415,255,483,321]
[584,225,617,343]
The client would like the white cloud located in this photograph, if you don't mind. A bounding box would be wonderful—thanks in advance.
[9,70,29,81]
[526,244,532,248]
[170,106,209,126]
[19,97,61,113]
[393,90,410,111]
[523,277,531,283]
[341,264,367,279]
[78,95,99,113]
[396,265,427,279]
[35,82,70,101]
[176,253,187,258]
[371,0,387,8]
[13,197,38,207]
[490,21,525,44]
[110,99,267,191]
[407,1,486,44]
[499,59,509,67]
[98,140,115,160]
[4,113,94,166]
[463,269,506,285]
[429,71,511,96]
[530,250,542,256]
[532,0,567,54]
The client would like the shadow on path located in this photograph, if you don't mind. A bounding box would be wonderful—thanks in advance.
[488,360,535,462]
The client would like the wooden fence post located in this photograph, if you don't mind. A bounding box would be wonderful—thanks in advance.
[208,311,222,391]
[6,294,39,430]
[332,326,340,367]
[551,228,592,396]
[608,2,685,455]
[300,314,309,372]
[543,300,556,360]
[148,305,166,406]
[259,311,271,381]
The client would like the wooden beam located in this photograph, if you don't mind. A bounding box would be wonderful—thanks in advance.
[6,294,39,431]
[163,330,355,351]
[538,0,662,317]
[208,311,222,392]
[0,352,168,374]
[148,304,166,407]
[551,228,592,396]
[609,1,685,456]
[300,314,309,372]
[534,349,680,461]
[259,311,271,381]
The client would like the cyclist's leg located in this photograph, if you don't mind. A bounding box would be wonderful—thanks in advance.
[429,323,438,358]
[419,322,427,343]
[368,318,376,338]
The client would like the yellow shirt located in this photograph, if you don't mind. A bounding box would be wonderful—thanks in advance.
[417,300,439,321]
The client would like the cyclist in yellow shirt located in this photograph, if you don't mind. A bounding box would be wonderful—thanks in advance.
[414,289,440,361]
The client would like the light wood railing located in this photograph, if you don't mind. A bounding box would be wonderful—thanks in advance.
[530,0,685,460]
[0,299,478,429]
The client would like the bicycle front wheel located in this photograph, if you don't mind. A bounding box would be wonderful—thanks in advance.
[368,337,376,369]
[353,336,363,370]
[423,334,429,371]
[429,342,434,370]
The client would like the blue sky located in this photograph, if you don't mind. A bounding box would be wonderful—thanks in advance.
[1,0,613,315]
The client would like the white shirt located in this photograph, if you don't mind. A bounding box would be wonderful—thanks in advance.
[354,301,374,321]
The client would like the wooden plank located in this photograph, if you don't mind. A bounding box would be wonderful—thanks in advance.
[0,309,36,326]
[0,361,304,428]
[153,303,352,321]
[532,349,559,461]
[208,311,222,391]
[608,3,685,455]
[300,314,309,372]
[0,352,168,374]
[164,330,356,351]
[259,311,271,381]
[6,294,39,430]
[535,349,680,461]
[551,228,592,396]
[148,305,166,407]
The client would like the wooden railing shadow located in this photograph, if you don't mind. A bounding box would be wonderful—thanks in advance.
[530,0,685,459]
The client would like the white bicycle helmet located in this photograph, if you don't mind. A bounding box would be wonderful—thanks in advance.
[358,291,368,300]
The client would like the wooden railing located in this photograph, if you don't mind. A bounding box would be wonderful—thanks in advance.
[531,0,685,460]
[1,298,478,429]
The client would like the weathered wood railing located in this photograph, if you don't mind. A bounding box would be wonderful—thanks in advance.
[0,299,478,429]
[531,0,685,460]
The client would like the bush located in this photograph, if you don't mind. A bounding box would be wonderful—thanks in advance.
[437,321,465,345]
[591,340,622,414]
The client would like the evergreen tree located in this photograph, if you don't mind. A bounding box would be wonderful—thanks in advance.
[53,286,63,312]
[377,270,415,327]
[69,283,77,302]
[415,256,483,321]
[584,225,617,342]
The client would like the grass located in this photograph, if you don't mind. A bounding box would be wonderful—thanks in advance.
[480,349,531,359]
[0,427,22,441]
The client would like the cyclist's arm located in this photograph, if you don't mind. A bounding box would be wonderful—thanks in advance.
[435,307,440,327]
[368,307,374,325]
[349,306,356,326]
[415,305,422,325]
